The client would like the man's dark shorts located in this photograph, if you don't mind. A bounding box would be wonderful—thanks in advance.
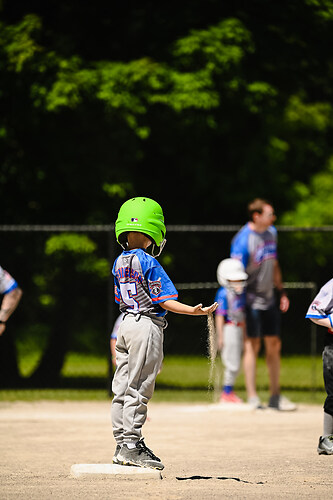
[246,304,281,338]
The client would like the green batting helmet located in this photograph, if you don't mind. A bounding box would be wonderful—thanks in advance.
[115,197,166,252]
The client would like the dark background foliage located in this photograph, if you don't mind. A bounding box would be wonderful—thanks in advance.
[0,0,333,385]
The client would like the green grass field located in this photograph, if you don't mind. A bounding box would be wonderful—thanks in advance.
[0,353,326,404]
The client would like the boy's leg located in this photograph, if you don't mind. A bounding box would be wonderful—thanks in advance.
[323,345,333,431]
[122,316,164,445]
[318,345,333,453]
[220,324,243,402]
[111,326,129,445]
[323,412,333,437]
[222,324,243,385]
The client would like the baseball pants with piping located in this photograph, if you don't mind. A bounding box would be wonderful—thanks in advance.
[221,323,243,387]
[112,314,164,445]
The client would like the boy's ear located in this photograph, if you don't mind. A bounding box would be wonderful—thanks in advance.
[142,233,153,246]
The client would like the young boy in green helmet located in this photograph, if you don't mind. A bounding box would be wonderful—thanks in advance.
[112,197,217,470]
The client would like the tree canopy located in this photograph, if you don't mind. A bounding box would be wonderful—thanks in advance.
[1,1,333,385]
[1,0,333,224]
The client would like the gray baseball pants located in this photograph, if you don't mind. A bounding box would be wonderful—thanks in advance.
[221,323,243,386]
[111,314,164,445]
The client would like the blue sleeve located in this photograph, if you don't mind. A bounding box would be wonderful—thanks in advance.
[230,230,249,268]
[112,258,121,305]
[3,282,18,294]
[214,288,228,316]
[145,262,178,304]
[0,267,19,295]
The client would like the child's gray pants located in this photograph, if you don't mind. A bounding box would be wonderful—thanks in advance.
[221,323,243,386]
[111,314,164,445]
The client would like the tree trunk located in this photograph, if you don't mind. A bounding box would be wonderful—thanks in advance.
[29,317,69,387]
[29,265,73,387]
[0,328,21,387]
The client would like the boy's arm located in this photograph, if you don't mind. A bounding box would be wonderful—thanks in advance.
[309,316,333,331]
[160,300,218,316]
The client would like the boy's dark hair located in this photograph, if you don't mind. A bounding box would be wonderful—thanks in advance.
[247,198,273,221]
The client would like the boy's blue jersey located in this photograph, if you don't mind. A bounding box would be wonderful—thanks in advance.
[112,248,178,317]
[214,286,246,324]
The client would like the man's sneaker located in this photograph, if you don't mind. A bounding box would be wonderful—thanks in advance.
[118,438,164,470]
[112,444,121,464]
[248,396,264,409]
[268,395,297,411]
[317,435,333,455]
[220,391,243,403]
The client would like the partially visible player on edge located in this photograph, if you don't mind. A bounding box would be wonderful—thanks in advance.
[306,279,333,455]
[231,198,296,411]
[111,197,218,470]
[0,266,22,335]
[215,258,247,404]
[110,313,124,369]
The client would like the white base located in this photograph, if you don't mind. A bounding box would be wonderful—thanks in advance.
[71,463,162,479]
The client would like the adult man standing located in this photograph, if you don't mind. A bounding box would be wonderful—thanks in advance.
[231,198,296,410]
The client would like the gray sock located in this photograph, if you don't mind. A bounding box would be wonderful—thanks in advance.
[323,412,333,437]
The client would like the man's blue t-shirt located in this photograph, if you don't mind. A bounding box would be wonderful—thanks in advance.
[231,223,277,309]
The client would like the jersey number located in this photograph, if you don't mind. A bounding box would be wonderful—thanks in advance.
[120,283,139,312]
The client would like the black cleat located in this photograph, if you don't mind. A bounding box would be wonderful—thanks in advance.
[112,444,122,464]
[317,435,333,455]
[118,438,164,470]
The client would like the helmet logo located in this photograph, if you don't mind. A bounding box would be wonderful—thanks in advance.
[131,218,138,222]
[148,278,162,296]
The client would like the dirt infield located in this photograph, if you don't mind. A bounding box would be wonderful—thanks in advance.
[1,400,332,499]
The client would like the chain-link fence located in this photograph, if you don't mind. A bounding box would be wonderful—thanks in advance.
[0,224,330,391]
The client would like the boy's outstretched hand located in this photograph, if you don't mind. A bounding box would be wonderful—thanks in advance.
[192,302,218,315]
[161,299,218,316]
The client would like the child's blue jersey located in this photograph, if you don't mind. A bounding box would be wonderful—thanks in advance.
[214,286,246,324]
[113,248,178,317]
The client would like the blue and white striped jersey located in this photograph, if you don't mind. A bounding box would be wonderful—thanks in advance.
[112,248,178,317]
[306,279,333,327]
[0,267,18,295]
